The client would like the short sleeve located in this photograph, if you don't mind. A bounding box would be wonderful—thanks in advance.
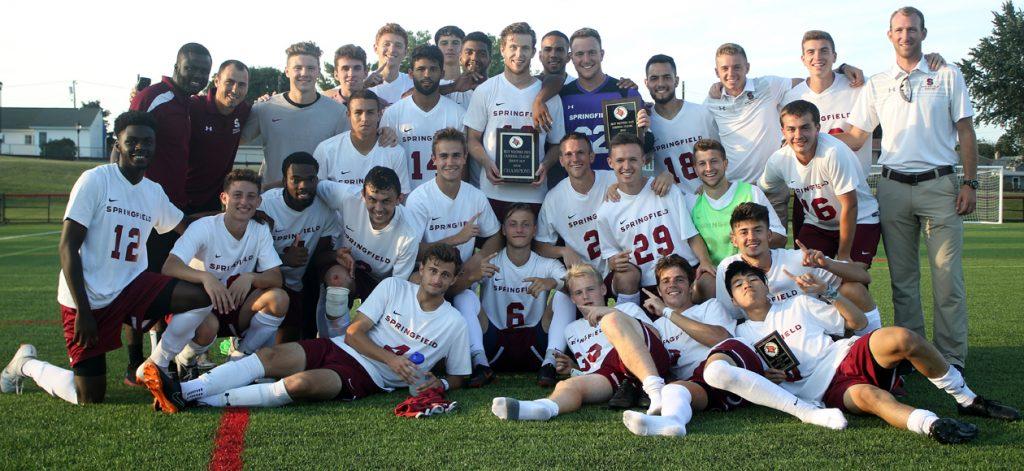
[316,180,361,211]
[476,197,500,238]
[545,257,568,281]
[256,224,283,271]
[356,277,398,325]
[715,257,744,319]
[669,187,699,240]
[169,221,204,263]
[64,170,102,228]
[758,154,786,193]
[444,316,472,376]
[766,76,794,103]
[701,299,737,335]
[153,193,184,234]
[402,190,429,234]
[949,67,974,122]
[616,302,648,321]
[545,96,566,144]
[535,202,558,244]
[751,185,787,237]
[313,140,331,180]
[798,295,845,336]
[597,209,619,261]
[391,148,412,195]
[463,84,489,132]
[847,81,879,133]
[828,147,860,196]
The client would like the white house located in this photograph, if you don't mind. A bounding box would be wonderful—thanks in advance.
[0,107,105,158]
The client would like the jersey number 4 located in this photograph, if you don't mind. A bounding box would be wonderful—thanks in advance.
[410,151,436,181]
[110,225,141,262]
[633,225,674,265]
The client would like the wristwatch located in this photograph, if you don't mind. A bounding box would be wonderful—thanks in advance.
[962,179,979,190]
[818,287,839,304]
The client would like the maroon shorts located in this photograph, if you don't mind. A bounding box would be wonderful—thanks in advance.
[282,287,305,328]
[487,198,541,223]
[61,272,175,366]
[592,323,671,389]
[687,339,765,411]
[484,322,547,372]
[797,223,882,267]
[213,275,258,337]
[298,338,383,401]
[821,332,901,411]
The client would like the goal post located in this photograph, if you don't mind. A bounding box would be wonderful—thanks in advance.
[866,165,1004,224]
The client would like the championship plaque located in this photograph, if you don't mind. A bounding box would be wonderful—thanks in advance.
[602,97,641,143]
[754,330,800,372]
[496,129,539,183]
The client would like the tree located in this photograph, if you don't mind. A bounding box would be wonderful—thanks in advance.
[40,138,76,159]
[977,141,996,159]
[959,1,1024,147]
[245,66,287,104]
[995,133,1022,157]
[80,100,110,132]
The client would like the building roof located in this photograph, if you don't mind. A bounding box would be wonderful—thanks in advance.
[0,107,101,130]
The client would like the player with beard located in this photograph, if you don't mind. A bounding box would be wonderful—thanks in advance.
[316,167,421,337]
[381,45,465,191]
[645,54,720,194]
[140,245,471,413]
[435,26,465,83]
[1,112,214,406]
[464,22,565,219]
[256,152,341,341]
[725,260,1019,443]
[624,255,847,437]
[367,23,413,105]
[186,60,252,214]
[313,90,409,197]
[715,202,880,335]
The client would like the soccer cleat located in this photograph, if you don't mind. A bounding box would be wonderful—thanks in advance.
[1,344,37,394]
[468,364,496,388]
[176,360,201,383]
[537,364,558,388]
[608,380,640,410]
[928,417,979,444]
[957,396,1021,421]
[141,362,187,414]
[195,353,217,371]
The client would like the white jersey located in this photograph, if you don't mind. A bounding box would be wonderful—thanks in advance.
[704,76,792,183]
[337,277,471,390]
[783,74,873,175]
[464,73,566,204]
[441,78,475,109]
[257,188,339,291]
[683,182,787,237]
[169,214,282,285]
[537,170,618,275]
[734,295,855,405]
[57,165,183,309]
[480,249,567,330]
[650,101,720,194]
[563,302,648,373]
[380,96,465,190]
[317,181,419,280]
[654,300,736,379]
[404,179,500,263]
[716,249,840,319]
[313,131,411,194]
[760,133,879,230]
[369,73,414,105]
[597,178,700,287]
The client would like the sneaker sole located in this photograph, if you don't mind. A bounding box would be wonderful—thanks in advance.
[141,364,179,414]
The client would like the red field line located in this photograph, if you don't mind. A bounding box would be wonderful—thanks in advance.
[209,407,251,471]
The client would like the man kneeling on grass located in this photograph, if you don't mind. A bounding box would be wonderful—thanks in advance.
[143,244,471,413]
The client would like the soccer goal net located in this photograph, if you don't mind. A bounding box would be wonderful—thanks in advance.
[866,165,1004,224]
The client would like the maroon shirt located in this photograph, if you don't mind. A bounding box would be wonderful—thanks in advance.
[130,76,191,209]
[185,90,252,213]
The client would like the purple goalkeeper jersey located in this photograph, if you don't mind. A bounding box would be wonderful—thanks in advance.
[559,76,643,170]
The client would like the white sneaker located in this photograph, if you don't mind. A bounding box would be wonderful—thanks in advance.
[195,352,216,370]
[2,344,37,394]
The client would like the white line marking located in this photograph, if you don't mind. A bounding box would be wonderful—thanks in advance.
[0,246,52,259]
[0,231,60,241]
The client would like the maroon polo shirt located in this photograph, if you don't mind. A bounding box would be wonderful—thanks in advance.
[130,76,191,209]
[185,90,252,213]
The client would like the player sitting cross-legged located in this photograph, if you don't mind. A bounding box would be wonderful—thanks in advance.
[724,260,1020,443]
[161,169,289,379]
[141,244,471,413]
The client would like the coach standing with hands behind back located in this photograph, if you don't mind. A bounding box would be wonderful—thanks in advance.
[838,6,978,371]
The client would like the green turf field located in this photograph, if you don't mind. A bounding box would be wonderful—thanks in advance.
[0,222,1021,469]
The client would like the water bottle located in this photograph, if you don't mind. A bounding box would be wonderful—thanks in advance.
[408,352,430,396]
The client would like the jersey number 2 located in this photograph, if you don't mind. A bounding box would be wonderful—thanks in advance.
[110,225,141,262]
[633,225,674,265]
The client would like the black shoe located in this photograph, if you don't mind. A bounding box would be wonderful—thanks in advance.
[958,396,1021,421]
[141,363,187,414]
[637,390,651,409]
[537,364,557,388]
[608,380,640,410]
[468,365,496,388]
[176,360,201,383]
[929,417,979,444]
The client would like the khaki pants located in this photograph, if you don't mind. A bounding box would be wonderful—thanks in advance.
[877,173,967,367]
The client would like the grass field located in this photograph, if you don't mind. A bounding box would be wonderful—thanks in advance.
[0,222,1022,469]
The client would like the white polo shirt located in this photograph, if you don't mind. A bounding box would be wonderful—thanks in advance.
[783,74,874,176]
[847,60,973,173]
[704,76,792,184]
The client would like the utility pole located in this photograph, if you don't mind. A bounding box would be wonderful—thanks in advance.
[69,80,77,108]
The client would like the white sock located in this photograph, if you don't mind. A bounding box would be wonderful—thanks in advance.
[623,410,687,437]
[324,286,350,329]
[642,376,665,415]
[491,397,558,420]
[928,365,977,406]
[198,379,292,408]
[854,308,882,336]
[454,290,488,366]
[906,408,940,435]
[22,359,78,405]
[150,306,212,368]
[544,291,575,366]
[181,353,265,402]
[703,360,846,430]
[239,312,284,354]
[617,291,640,306]
[662,384,693,426]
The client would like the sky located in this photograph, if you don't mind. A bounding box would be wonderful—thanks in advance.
[0,0,1013,141]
